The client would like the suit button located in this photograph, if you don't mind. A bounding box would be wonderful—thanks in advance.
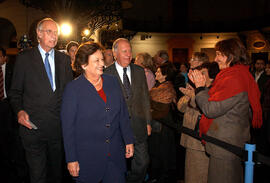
[106,124,110,128]
[106,107,110,112]
[106,139,110,143]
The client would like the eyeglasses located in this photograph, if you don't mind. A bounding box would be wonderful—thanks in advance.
[190,58,200,62]
[41,29,58,36]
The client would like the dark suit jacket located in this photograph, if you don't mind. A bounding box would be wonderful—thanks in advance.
[0,59,15,149]
[5,57,15,94]
[8,47,73,139]
[61,74,134,182]
[253,71,269,94]
[104,63,151,142]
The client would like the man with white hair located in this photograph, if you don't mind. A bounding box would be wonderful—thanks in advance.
[104,38,151,183]
[9,18,73,183]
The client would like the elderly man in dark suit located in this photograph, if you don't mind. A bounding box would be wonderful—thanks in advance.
[9,18,73,183]
[104,38,151,183]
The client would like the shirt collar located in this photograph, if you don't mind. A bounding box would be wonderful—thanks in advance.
[38,44,54,57]
[115,61,130,72]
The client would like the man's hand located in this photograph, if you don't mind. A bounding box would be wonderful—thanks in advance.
[125,144,134,158]
[67,161,80,177]
[147,124,152,136]
[17,110,32,129]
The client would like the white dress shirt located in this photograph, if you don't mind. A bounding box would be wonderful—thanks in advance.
[255,70,264,83]
[115,61,132,84]
[1,63,7,98]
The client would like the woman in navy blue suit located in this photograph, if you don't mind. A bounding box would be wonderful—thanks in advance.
[61,42,134,183]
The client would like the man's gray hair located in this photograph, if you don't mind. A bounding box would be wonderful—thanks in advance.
[36,18,59,42]
[36,18,59,31]
[157,50,169,61]
[112,38,130,53]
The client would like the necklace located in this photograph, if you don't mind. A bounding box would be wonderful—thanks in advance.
[85,74,102,86]
[92,77,101,86]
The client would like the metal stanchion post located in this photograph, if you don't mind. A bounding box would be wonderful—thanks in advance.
[245,144,256,183]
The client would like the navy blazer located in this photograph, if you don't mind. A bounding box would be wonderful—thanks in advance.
[61,74,134,182]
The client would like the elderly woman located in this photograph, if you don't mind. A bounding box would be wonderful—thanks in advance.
[178,53,209,183]
[61,42,134,183]
[134,52,156,90]
[178,60,219,183]
[189,38,262,183]
[148,62,177,182]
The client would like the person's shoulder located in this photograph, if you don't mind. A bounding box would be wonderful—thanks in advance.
[55,49,69,59]
[103,73,114,79]
[130,63,145,76]
[261,71,269,79]
[17,47,36,58]
[104,63,116,72]
[103,73,118,83]
[66,75,83,86]
[15,48,38,66]
[131,63,144,71]
[64,76,84,93]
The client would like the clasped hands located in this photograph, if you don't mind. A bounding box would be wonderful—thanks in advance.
[188,69,206,88]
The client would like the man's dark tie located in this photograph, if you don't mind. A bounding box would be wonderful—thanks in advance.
[44,52,53,89]
[123,67,131,99]
[0,66,4,99]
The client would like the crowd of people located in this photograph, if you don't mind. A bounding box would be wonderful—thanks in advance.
[1,17,270,183]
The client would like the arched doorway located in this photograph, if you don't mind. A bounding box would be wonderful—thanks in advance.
[0,17,17,48]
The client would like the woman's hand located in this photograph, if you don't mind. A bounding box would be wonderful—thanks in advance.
[188,70,206,88]
[67,161,80,177]
[179,84,195,98]
[125,144,134,158]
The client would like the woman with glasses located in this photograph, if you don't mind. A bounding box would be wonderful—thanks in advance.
[177,52,210,183]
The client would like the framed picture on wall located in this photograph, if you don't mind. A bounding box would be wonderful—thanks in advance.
[201,48,216,62]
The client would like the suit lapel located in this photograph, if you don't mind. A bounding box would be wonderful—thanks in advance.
[111,64,128,99]
[130,64,136,95]
[54,51,60,91]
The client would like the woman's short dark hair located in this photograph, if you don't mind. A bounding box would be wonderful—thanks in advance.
[74,42,104,74]
[200,62,220,80]
[159,62,176,81]
[66,41,79,52]
[215,38,250,66]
